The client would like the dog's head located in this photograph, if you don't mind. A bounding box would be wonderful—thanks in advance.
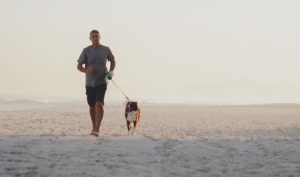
[126,101,138,112]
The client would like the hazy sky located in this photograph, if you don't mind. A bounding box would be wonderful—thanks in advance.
[1,0,300,104]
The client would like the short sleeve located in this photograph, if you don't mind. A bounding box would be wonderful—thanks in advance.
[107,47,114,61]
[77,48,87,64]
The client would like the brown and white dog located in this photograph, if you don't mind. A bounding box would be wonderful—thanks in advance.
[125,101,140,136]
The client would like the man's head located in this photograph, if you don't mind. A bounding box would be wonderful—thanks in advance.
[89,30,101,44]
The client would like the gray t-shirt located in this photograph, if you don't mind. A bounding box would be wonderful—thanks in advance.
[77,45,114,87]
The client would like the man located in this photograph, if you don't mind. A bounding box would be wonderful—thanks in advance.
[77,30,116,137]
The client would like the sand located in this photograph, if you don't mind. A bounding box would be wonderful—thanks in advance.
[0,103,300,176]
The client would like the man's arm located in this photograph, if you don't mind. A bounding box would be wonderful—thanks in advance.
[107,47,116,72]
[77,63,85,73]
[109,57,116,72]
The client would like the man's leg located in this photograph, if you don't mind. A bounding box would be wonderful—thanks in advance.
[95,101,104,133]
[89,106,96,132]
[86,86,96,134]
[93,83,107,135]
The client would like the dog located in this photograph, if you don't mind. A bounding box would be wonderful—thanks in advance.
[125,101,140,136]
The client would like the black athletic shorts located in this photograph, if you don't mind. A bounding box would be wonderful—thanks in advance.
[85,83,107,107]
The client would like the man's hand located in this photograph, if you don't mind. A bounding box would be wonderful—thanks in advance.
[85,66,93,75]
[105,71,114,80]
[77,63,93,75]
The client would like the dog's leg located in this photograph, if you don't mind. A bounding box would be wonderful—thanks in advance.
[129,122,135,136]
[130,122,134,136]
[126,120,130,136]
[131,121,136,136]
[132,127,136,136]
[126,120,130,131]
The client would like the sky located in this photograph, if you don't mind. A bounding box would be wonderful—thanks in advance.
[0,0,300,104]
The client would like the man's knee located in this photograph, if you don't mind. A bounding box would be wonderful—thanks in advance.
[95,102,104,109]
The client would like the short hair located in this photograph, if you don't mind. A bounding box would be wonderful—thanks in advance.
[90,30,100,35]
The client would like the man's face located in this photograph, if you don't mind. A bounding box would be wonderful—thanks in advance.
[89,33,100,43]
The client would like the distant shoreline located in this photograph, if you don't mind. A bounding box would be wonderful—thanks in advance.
[1,98,300,111]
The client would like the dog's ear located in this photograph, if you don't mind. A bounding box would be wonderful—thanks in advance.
[125,102,131,112]
[130,102,138,111]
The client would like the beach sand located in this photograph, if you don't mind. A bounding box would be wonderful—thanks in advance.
[0,103,300,176]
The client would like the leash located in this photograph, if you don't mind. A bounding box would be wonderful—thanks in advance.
[110,79,131,101]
